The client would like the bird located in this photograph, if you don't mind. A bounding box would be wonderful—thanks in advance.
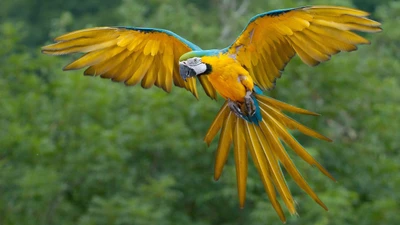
[42,5,381,222]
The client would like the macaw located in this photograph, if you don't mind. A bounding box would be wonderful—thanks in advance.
[42,5,381,222]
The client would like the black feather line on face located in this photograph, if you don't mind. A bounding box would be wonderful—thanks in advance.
[202,64,212,75]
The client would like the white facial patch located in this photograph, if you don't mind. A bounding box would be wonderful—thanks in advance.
[191,63,207,75]
[186,57,207,75]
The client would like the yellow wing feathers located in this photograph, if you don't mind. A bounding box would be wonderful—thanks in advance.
[228,6,382,90]
[205,95,334,222]
[42,27,207,98]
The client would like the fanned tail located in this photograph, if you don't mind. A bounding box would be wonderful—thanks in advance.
[204,94,334,222]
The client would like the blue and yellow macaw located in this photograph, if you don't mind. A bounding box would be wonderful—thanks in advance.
[42,5,381,222]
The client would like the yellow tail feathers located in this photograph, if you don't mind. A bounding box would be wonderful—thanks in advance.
[205,95,334,222]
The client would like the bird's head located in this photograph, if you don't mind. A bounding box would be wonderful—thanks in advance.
[179,51,213,81]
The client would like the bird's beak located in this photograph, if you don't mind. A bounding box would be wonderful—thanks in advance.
[179,62,197,81]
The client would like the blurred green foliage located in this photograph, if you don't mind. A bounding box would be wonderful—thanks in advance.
[1,0,399,224]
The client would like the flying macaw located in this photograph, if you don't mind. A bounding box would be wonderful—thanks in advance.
[42,5,381,222]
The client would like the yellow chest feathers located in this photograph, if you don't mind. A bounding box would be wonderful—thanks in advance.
[201,54,254,101]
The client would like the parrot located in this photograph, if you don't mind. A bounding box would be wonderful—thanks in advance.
[41,5,381,222]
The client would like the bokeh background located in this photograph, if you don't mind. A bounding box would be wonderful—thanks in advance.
[1,0,399,224]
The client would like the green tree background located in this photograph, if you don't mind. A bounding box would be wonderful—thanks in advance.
[1,0,399,224]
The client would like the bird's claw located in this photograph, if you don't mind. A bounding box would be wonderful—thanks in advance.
[228,99,246,120]
[244,91,256,116]
[228,91,256,120]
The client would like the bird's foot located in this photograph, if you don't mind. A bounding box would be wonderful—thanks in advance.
[228,99,246,120]
[228,91,256,120]
[244,90,256,117]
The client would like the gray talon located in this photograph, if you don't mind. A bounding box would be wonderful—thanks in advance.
[228,91,256,120]
[228,99,246,120]
[244,91,256,116]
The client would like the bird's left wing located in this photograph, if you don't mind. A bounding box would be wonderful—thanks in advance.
[42,27,217,99]
[224,6,382,90]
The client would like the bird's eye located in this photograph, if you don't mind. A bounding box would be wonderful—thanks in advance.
[193,58,201,64]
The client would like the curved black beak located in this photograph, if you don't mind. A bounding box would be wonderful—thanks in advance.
[179,62,197,81]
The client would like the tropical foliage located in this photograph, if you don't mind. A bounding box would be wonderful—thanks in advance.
[1,0,399,224]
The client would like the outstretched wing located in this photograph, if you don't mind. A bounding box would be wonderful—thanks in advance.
[42,27,217,99]
[224,6,382,90]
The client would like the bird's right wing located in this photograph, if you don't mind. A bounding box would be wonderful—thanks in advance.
[42,27,217,99]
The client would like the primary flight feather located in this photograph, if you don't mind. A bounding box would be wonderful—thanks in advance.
[42,5,381,222]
